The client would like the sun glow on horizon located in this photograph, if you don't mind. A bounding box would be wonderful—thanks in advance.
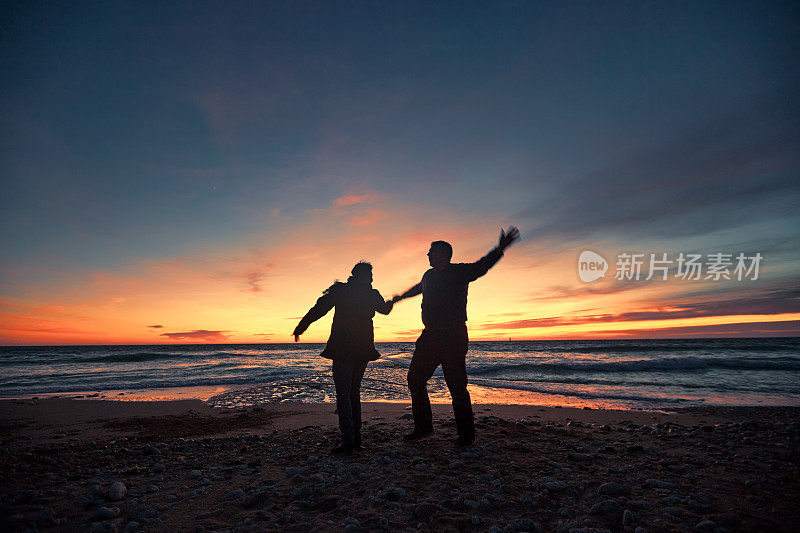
[1,202,797,346]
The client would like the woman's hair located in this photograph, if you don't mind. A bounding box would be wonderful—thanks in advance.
[325,261,372,294]
[349,261,372,281]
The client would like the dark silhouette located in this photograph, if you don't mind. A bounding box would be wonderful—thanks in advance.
[293,262,393,455]
[392,226,520,446]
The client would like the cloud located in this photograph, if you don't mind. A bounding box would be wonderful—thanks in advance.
[332,193,381,207]
[160,330,231,342]
[661,287,800,316]
[597,320,800,338]
[477,288,800,330]
[246,271,265,292]
[477,317,571,329]
[387,329,424,338]
[147,324,163,328]
[527,280,640,302]
[348,209,387,228]
[2,324,91,335]
[209,264,274,293]
[665,283,799,304]
[520,95,800,242]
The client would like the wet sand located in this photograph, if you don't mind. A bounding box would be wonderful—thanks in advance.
[1,399,798,532]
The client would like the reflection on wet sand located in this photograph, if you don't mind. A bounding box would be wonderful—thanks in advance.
[204,367,647,410]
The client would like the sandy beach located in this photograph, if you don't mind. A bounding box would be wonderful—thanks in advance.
[1,399,798,532]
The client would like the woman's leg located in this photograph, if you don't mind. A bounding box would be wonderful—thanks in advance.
[331,359,356,445]
[350,360,368,446]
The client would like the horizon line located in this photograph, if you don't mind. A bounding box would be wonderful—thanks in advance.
[1,335,798,347]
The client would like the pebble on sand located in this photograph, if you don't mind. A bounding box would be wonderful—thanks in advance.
[92,506,120,521]
[623,508,635,525]
[224,488,246,502]
[543,480,569,491]
[645,478,676,489]
[108,481,127,501]
[598,482,631,496]
[379,486,406,499]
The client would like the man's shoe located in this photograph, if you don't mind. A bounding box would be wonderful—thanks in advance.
[455,434,475,447]
[403,428,434,441]
[332,442,354,456]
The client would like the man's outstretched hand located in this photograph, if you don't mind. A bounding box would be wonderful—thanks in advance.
[498,226,520,252]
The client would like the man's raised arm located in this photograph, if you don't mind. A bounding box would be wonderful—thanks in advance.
[464,226,520,282]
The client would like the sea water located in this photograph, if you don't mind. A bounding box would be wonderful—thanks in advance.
[0,338,798,409]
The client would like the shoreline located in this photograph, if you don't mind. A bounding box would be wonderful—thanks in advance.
[3,381,799,411]
[1,399,798,531]
[0,385,247,403]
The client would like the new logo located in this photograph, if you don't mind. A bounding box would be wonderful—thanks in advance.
[578,250,608,282]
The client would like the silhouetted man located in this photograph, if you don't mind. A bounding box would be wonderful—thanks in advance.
[392,226,520,446]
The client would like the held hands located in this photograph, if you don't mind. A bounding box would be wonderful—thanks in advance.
[498,226,520,252]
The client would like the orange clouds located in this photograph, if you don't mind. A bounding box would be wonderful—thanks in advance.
[159,330,231,342]
[347,209,387,227]
[1,194,795,345]
[0,297,105,344]
[332,192,382,207]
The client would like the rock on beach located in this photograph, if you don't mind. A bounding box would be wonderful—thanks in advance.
[108,481,127,501]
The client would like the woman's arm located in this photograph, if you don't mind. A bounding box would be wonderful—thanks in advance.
[373,290,394,315]
[292,293,334,341]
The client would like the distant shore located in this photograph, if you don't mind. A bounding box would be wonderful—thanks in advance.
[1,399,798,532]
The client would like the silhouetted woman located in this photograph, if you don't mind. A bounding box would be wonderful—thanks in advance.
[293,262,393,455]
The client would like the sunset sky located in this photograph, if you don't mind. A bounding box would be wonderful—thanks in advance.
[1,1,798,345]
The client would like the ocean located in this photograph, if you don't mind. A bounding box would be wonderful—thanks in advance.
[1,338,798,409]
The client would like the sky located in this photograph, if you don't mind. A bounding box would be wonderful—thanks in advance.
[1,1,798,345]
